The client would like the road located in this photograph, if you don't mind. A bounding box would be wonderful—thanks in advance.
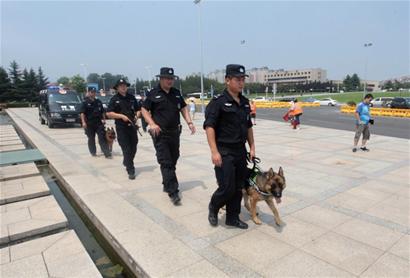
[256,106,410,139]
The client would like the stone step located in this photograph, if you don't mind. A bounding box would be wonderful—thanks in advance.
[0,145,25,153]
[0,230,101,277]
[0,195,68,245]
[0,175,50,205]
[0,163,40,181]
[0,140,23,147]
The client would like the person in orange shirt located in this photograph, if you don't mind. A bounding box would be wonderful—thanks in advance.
[250,100,256,125]
[289,99,303,130]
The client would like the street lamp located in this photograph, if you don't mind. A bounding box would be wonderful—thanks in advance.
[363,42,373,97]
[145,66,152,90]
[194,0,205,113]
[80,63,88,93]
[99,77,106,92]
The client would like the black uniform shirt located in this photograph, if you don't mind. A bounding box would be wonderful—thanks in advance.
[142,85,187,129]
[107,93,141,127]
[203,89,253,145]
[80,97,104,126]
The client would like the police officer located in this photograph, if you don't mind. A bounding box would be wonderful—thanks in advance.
[106,78,141,180]
[80,87,111,158]
[203,64,255,229]
[141,67,196,205]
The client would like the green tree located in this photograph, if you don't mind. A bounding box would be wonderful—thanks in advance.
[343,75,353,91]
[383,80,393,90]
[70,75,86,93]
[0,67,12,102]
[8,60,26,101]
[87,73,100,84]
[351,73,361,91]
[57,76,70,86]
[37,67,48,91]
[8,60,22,85]
[21,68,39,102]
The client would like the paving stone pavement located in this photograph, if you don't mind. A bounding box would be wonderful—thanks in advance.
[0,163,40,181]
[0,195,68,244]
[0,230,101,277]
[6,108,410,277]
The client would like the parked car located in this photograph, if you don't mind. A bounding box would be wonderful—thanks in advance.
[390,97,410,109]
[370,97,393,107]
[96,94,113,110]
[381,99,393,108]
[278,97,296,102]
[253,96,267,102]
[318,98,337,106]
[38,87,82,128]
[304,97,320,103]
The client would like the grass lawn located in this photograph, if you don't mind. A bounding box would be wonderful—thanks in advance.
[249,91,410,104]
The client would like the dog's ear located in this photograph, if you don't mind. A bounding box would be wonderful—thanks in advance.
[278,167,284,177]
[267,168,275,178]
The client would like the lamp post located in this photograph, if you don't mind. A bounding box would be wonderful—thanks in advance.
[80,63,88,93]
[145,66,152,90]
[363,42,373,97]
[194,0,205,113]
[100,77,106,92]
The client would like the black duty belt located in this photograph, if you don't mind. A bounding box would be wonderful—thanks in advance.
[217,142,245,149]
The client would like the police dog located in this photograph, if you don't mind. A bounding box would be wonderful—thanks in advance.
[243,167,286,226]
[105,127,116,153]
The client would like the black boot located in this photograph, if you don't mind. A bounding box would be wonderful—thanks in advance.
[208,206,218,227]
[226,219,248,229]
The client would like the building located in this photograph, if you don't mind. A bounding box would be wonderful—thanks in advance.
[361,80,380,92]
[207,67,328,85]
[207,70,225,83]
[247,67,270,83]
[265,68,327,85]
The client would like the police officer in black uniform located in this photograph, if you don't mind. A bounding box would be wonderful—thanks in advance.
[106,79,141,180]
[203,64,255,229]
[80,87,111,158]
[141,67,196,205]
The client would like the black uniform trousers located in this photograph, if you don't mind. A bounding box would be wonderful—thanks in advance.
[85,124,110,157]
[152,129,180,195]
[116,125,138,174]
[209,144,247,222]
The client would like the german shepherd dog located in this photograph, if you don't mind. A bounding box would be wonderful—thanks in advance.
[243,167,286,226]
[105,127,116,153]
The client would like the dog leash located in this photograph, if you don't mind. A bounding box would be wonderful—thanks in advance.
[128,120,143,136]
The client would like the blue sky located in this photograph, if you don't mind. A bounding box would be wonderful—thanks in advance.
[1,0,409,82]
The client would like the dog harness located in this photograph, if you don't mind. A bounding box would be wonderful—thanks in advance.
[247,154,273,197]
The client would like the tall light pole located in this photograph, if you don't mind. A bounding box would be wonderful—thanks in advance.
[363,42,373,97]
[80,63,88,93]
[145,66,153,90]
[100,77,106,92]
[194,0,205,113]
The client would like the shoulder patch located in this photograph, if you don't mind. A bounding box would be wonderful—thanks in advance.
[224,103,232,107]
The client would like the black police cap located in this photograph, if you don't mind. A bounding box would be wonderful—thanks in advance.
[113,78,130,89]
[156,67,179,79]
[225,64,249,78]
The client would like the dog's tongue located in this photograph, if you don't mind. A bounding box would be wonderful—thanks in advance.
[275,197,282,204]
